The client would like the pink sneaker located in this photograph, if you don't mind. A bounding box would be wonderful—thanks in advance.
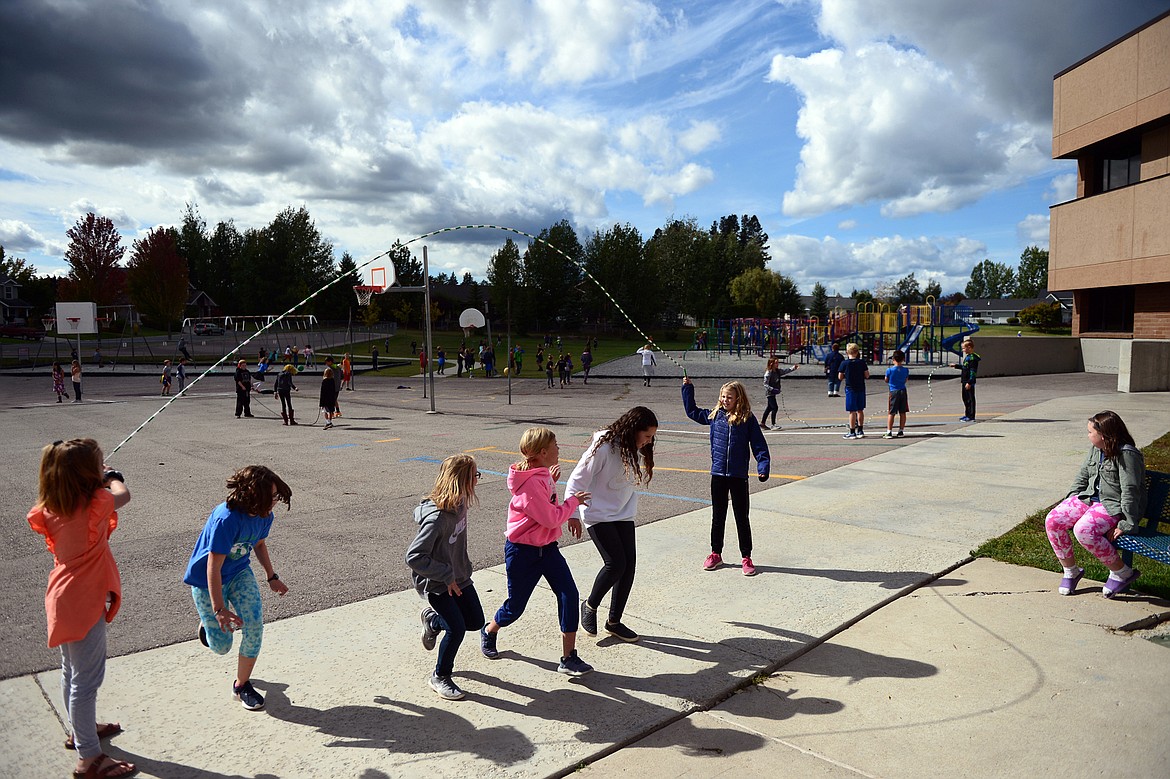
[742,557,757,576]
[702,552,722,571]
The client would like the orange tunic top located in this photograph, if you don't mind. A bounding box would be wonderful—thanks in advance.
[27,489,121,648]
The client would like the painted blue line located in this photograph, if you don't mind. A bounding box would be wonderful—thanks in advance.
[324,444,358,450]
[635,490,712,505]
[401,456,443,463]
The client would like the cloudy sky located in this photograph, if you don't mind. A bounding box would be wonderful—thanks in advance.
[2,0,1167,298]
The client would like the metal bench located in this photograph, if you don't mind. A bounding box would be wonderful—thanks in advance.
[1115,470,1170,566]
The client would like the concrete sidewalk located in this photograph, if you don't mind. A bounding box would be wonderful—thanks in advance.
[4,391,1169,778]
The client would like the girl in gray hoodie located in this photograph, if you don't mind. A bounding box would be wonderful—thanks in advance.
[405,454,483,700]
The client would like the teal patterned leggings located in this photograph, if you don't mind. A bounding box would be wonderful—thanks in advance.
[191,568,264,659]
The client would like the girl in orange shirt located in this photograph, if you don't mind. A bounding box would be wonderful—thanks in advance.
[27,438,135,779]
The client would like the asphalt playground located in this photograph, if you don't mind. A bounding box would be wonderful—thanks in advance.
[0,356,1117,680]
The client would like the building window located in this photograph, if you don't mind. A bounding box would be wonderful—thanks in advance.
[1099,154,1141,192]
[1081,286,1134,333]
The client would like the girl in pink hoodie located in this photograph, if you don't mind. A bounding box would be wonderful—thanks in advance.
[480,427,594,675]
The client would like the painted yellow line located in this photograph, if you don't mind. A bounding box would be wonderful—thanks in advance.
[375,438,401,443]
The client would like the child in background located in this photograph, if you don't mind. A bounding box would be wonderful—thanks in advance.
[545,357,554,389]
[581,346,593,384]
[52,361,67,403]
[177,358,188,393]
[320,367,339,429]
[71,359,83,403]
[557,354,569,388]
[480,428,594,675]
[681,378,770,576]
[839,342,870,439]
[884,349,910,438]
[405,454,485,700]
[824,343,844,397]
[950,338,981,421]
[636,344,657,387]
[29,439,134,779]
[761,358,798,430]
[161,359,173,396]
[566,407,658,643]
[184,465,292,711]
[1045,411,1147,598]
[342,353,353,390]
[275,364,298,426]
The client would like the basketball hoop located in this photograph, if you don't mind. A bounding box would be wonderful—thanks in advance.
[353,285,383,307]
[65,317,81,333]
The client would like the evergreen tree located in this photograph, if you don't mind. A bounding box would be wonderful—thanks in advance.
[487,238,523,328]
[176,202,211,293]
[645,217,708,327]
[207,220,242,312]
[923,278,943,302]
[522,220,583,331]
[810,282,830,321]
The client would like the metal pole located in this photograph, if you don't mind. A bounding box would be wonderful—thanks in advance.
[423,245,436,413]
[506,293,512,405]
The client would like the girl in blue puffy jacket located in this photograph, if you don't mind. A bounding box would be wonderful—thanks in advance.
[681,377,770,576]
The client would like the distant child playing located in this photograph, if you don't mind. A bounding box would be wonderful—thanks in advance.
[566,407,658,643]
[839,342,870,439]
[52,362,67,403]
[1044,411,1147,598]
[28,439,135,779]
[761,358,797,430]
[823,343,844,397]
[161,359,173,396]
[884,350,910,438]
[480,427,594,675]
[320,367,339,429]
[184,465,292,711]
[681,378,770,576]
[950,338,980,421]
[405,454,485,700]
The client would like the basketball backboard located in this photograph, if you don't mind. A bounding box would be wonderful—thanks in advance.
[55,302,98,334]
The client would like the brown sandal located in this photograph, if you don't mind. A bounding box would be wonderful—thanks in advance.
[72,754,137,778]
[65,722,123,750]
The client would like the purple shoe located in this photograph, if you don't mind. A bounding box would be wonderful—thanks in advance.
[1058,568,1084,596]
[1102,569,1141,599]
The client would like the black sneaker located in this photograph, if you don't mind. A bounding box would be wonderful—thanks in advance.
[420,607,440,651]
[580,601,598,636]
[480,625,499,659]
[233,680,265,711]
[557,650,594,676]
[198,624,208,648]
[605,621,639,642]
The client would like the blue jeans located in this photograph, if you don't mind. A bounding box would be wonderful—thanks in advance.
[827,375,840,394]
[60,616,107,760]
[427,584,485,677]
[493,540,579,633]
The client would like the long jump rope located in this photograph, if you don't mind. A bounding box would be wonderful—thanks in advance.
[107,223,688,459]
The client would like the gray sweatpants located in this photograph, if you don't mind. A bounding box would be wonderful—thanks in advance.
[60,616,107,759]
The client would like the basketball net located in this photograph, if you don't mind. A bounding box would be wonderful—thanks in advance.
[353,286,382,307]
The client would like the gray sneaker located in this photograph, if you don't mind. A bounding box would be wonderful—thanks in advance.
[557,650,594,676]
[420,607,440,651]
[429,673,466,700]
[580,601,598,636]
[480,625,499,659]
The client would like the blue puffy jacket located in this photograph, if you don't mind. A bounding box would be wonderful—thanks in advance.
[681,383,770,479]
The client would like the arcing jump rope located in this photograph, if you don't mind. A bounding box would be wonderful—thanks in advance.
[107,224,685,459]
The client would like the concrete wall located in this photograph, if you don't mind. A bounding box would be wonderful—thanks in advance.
[1080,338,1122,373]
[966,337,1083,378]
[1118,339,1170,391]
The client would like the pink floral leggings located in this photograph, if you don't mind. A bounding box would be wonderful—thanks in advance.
[1044,495,1121,567]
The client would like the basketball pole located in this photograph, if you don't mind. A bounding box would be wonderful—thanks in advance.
[423,245,437,414]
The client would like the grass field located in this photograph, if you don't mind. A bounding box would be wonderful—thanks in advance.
[973,432,1170,600]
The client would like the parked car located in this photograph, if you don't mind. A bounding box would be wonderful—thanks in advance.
[193,322,225,335]
[0,324,45,340]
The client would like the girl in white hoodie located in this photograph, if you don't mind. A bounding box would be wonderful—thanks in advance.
[566,407,658,643]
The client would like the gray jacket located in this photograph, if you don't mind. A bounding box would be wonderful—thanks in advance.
[1069,444,1147,533]
[404,499,472,596]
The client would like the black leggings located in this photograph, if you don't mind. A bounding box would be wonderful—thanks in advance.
[710,475,752,558]
[763,394,778,426]
[586,521,637,623]
[278,391,293,417]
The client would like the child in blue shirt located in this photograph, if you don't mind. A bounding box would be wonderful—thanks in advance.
[884,349,910,438]
[839,342,870,439]
[184,465,291,711]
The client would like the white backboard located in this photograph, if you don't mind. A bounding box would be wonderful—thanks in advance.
[55,302,98,335]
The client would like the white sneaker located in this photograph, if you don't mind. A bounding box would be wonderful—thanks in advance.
[429,673,466,700]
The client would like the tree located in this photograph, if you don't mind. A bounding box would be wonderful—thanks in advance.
[1017,302,1063,332]
[127,227,190,332]
[486,238,523,327]
[207,220,242,311]
[965,259,1016,299]
[522,220,583,331]
[0,246,37,285]
[851,288,874,305]
[583,223,654,333]
[388,241,423,287]
[923,278,942,302]
[176,202,211,293]
[729,267,780,317]
[1015,246,1049,298]
[891,273,924,307]
[319,251,362,321]
[61,213,125,305]
[810,282,830,321]
[645,217,711,326]
[360,297,382,327]
[776,274,801,318]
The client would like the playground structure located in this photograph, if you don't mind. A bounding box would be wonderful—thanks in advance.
[694,300,980,366]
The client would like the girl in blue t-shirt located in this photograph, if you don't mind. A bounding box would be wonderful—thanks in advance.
[184,465,292,711]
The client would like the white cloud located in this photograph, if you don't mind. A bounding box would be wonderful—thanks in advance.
[0,219,47,253]
[1048,173,1078,204]
[770,232,986,295]
[837,219,856,230]
[1017,214,1050,247]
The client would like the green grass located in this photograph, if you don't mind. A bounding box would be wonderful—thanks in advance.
[973,323,1072,337]
[973,432,1170,600]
